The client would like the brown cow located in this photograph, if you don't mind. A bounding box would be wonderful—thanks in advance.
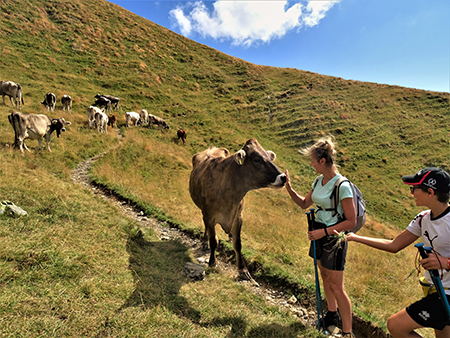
[189,139,286,281]
[177,129,187,144]
[107,114,117,128]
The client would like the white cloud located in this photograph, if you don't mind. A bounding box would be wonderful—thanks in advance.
[170,7,193,36]
[169,0,339,46]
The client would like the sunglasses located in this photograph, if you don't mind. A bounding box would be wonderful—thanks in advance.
[410,186,431,194]
[410,186,421,194]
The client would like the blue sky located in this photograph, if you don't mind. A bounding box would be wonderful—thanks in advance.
[108,0,450,93]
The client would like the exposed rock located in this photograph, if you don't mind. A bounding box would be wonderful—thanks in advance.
[183,262,205,281]
[0,200,28,217]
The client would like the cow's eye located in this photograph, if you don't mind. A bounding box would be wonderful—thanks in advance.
[252,157,261,164]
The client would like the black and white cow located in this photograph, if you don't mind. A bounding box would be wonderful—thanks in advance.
[93,96,111,113]
[41,92,56,112]
[61,95,72,113]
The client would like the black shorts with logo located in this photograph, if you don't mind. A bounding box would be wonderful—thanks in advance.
[308,221,347,271]
[406,292,450,330]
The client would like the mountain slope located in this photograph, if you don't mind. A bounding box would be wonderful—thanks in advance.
[0,1,448,336]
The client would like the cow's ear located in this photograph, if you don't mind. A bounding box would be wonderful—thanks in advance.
[51,119,58,125]
[65,121,72,125]
[234,149,246,165]
[267,151,276,161]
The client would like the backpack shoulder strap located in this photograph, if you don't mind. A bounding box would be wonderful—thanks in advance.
[330,176,350,217]
[313,175,323,190]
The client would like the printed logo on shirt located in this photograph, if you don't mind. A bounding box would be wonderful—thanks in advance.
[423,230,438,249]
[418,310,430,322]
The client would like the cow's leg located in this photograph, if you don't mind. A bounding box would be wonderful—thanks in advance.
[18,137,29,153]
[231,215,252,281]
[44,136,51,152]
[203,216,218,267]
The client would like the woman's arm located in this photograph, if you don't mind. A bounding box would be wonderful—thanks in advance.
[328,197,356,234]
[345,229,419,253]
[309,197,356,240]
[285,169,314,209]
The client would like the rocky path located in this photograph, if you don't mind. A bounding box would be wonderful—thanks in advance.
[70,147,388,338]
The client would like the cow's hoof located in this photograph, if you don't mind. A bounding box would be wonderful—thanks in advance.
[238,271,259,286]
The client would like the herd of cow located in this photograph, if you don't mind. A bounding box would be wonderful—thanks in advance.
[0,80,188,153]
[2,80,286,282]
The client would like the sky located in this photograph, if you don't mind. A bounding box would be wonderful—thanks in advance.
[107,0,450,93]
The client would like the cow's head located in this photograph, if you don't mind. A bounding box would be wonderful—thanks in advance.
[51,118,71,138]
[233,139,286,189]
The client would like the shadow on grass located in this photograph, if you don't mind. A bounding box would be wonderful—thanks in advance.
[120,229,201,322]
[120,230,308,337]
[200,317,307,338]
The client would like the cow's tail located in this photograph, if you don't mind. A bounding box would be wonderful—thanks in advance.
[17,84,24,105]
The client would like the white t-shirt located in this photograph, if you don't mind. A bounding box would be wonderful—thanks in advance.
[407,207,450,295]
[311,174,353,226]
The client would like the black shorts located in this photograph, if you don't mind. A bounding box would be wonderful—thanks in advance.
[406,292,450,330]
[309,222,347,271]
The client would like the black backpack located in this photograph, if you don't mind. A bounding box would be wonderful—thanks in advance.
[315,176,366,233]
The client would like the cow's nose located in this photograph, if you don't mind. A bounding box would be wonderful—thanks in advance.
[272,173,286,187]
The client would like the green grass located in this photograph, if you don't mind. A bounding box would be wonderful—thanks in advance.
[0,0,448,337]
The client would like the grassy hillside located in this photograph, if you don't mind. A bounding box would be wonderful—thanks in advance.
[0,0,448,336]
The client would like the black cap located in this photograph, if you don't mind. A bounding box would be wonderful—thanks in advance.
[402,167,450,194]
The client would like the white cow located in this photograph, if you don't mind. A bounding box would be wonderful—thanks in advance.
[87,106,103,129]
[8,111,71,154]
[125,111,140,127]
[148,114,169,130]
[139,109,149,126]
[0,81,24,110]
[95,111,109,133]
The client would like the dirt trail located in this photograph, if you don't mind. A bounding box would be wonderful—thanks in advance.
[70,142,390,338]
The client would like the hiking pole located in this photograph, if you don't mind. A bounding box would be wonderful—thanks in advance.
[307,208,326,332]
[415,243,450,321]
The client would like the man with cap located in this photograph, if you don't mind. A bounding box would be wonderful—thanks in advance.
[344,167,450,338]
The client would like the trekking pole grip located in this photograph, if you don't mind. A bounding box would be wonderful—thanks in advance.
[309,208,315,231]
[306,212,312,232]
[415,243,439,277]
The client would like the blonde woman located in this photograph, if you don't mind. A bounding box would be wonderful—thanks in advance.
[285,137,356,338]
